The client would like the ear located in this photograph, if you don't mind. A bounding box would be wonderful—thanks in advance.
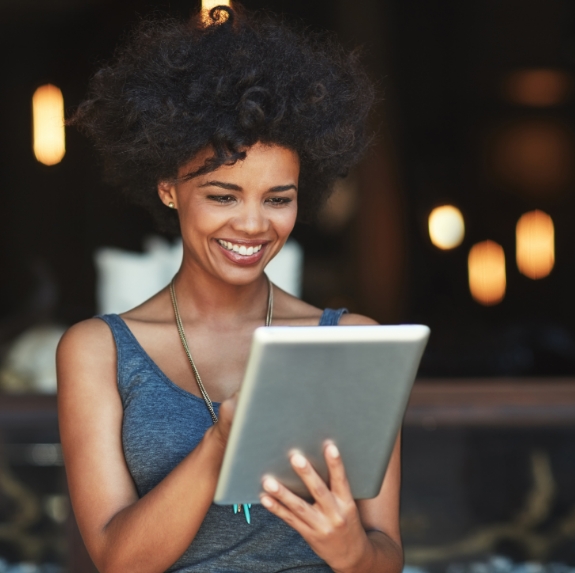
[158,181,177,209]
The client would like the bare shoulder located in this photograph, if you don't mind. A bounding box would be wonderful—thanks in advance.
[339,313,379,326]
[57,317,114,361]
[272,286,323,325]
[273,287,379,327]
[56,318,117,397]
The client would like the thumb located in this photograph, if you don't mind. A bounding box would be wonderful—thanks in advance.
[215,392,239,442]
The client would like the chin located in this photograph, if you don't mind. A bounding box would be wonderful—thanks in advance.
[216,265,267,287]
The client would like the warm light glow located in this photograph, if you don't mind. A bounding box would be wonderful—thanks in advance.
[32,84,65,166]
[491,120,573,197]
[468,241,506,306]
[428,205,465,250]
[202,0,230,8]
[201,0,231,23]
[516,210,554,279]
[504,69,572,107]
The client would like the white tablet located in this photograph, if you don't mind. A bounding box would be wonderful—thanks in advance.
[214,324,429,505]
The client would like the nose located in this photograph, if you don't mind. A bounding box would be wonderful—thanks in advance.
[231,200,269,235]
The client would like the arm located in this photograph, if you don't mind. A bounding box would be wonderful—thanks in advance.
[57,319,235,573]
[356,432,403,573]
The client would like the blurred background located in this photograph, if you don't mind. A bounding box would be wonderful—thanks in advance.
[1,0,575,571]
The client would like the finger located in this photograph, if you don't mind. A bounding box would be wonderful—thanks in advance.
[323,442,353,500]
[262,475,318,528]
[212,393,238,444]
[289,452,337,511]
[260,493,314,536]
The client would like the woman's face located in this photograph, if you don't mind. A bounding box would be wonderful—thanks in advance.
[158,142,299,286]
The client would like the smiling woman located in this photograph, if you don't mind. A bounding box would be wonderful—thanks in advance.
[56,5,402,573]
[157,143,299,285]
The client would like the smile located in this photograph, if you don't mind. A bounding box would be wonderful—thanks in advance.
[217,240,264,256]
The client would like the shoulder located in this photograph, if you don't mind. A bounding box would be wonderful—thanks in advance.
[272,286,324,325]
[56,318,117,388]
[338,313,379,326]
[57,317,115,359]
[272,286,379,326]
[57,318,121,417]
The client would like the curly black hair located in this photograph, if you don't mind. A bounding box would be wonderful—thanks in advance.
[70,5,374,233]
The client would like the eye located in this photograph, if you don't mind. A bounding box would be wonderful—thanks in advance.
[266,196,293,206]
[208,194,236,204]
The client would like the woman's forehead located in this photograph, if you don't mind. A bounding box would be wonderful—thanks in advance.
[178,143,300,181]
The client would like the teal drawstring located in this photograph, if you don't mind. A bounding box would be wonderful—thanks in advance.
[233,503,252,524]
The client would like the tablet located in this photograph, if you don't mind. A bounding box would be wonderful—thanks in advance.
[214,324,429,505]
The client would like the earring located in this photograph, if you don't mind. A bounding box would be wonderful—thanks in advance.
[168,202,175,209]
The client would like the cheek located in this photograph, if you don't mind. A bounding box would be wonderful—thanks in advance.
[179,203,222,237]
[273,205,297,237]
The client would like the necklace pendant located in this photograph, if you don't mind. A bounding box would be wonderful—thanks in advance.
[233,503,251,524]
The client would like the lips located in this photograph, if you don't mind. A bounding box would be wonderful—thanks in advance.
[215,238,268,265]
[217,239,264,256]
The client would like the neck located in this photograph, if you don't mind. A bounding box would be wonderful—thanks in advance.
[171,258,270,326]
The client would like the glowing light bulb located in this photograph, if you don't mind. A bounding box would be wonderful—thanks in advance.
[201,0,231,22]
[468,241,506,306]
[32,84,65,166]
[516,210,554,279]
[202,0,230,8]
[428,205,465,250]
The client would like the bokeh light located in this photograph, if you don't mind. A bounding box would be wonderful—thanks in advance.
[468,241,506,306]
[428,205,465,250]
[32,84,65,166]
[201,0,231,24]
[491,120,573,198]
[516,210,555,279]
[504,69,572,107]
[202,0,231,8]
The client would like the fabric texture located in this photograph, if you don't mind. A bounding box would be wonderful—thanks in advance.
[97,307,347,573]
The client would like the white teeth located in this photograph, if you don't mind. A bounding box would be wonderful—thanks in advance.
[218,239,264,256]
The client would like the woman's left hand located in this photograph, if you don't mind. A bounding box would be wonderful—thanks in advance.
[260,443,374,573]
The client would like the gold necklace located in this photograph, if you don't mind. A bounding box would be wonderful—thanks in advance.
[169,275,274,424]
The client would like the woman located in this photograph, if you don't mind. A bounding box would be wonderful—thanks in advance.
[57,6,402,573]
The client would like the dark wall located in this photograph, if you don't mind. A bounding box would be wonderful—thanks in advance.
[386,0,575,376]
[1,0,574,376]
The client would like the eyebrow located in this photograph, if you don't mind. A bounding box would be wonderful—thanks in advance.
[199,181,297,192]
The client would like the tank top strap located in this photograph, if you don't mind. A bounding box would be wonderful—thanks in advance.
[95,314,143,390]
[96,313,135,347]
[318,307,349,326]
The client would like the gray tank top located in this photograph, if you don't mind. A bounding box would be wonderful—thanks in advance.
[98,307,348,573]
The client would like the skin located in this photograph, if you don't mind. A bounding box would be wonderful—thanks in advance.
[57,142,403,573]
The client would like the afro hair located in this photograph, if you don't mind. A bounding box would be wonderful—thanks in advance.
[70,5,375,233]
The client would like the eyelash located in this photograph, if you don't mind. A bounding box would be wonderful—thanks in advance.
[207,195,292,206]
[266,197,292,205]
[208,195,235,204]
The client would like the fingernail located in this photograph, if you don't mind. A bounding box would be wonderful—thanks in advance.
[263,477,280,493]
[291,453,307,468]
[327,444,340,459]
[260,495,273,508]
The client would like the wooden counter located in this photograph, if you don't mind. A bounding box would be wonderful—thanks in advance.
[2,378,575,431]
[405,378,575,427]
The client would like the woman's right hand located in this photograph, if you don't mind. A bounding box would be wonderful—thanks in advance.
[209,392,239,449]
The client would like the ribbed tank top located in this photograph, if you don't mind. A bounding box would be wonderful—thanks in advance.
[97,307,348,573]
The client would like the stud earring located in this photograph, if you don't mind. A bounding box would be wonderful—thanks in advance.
[168,202,175,209]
